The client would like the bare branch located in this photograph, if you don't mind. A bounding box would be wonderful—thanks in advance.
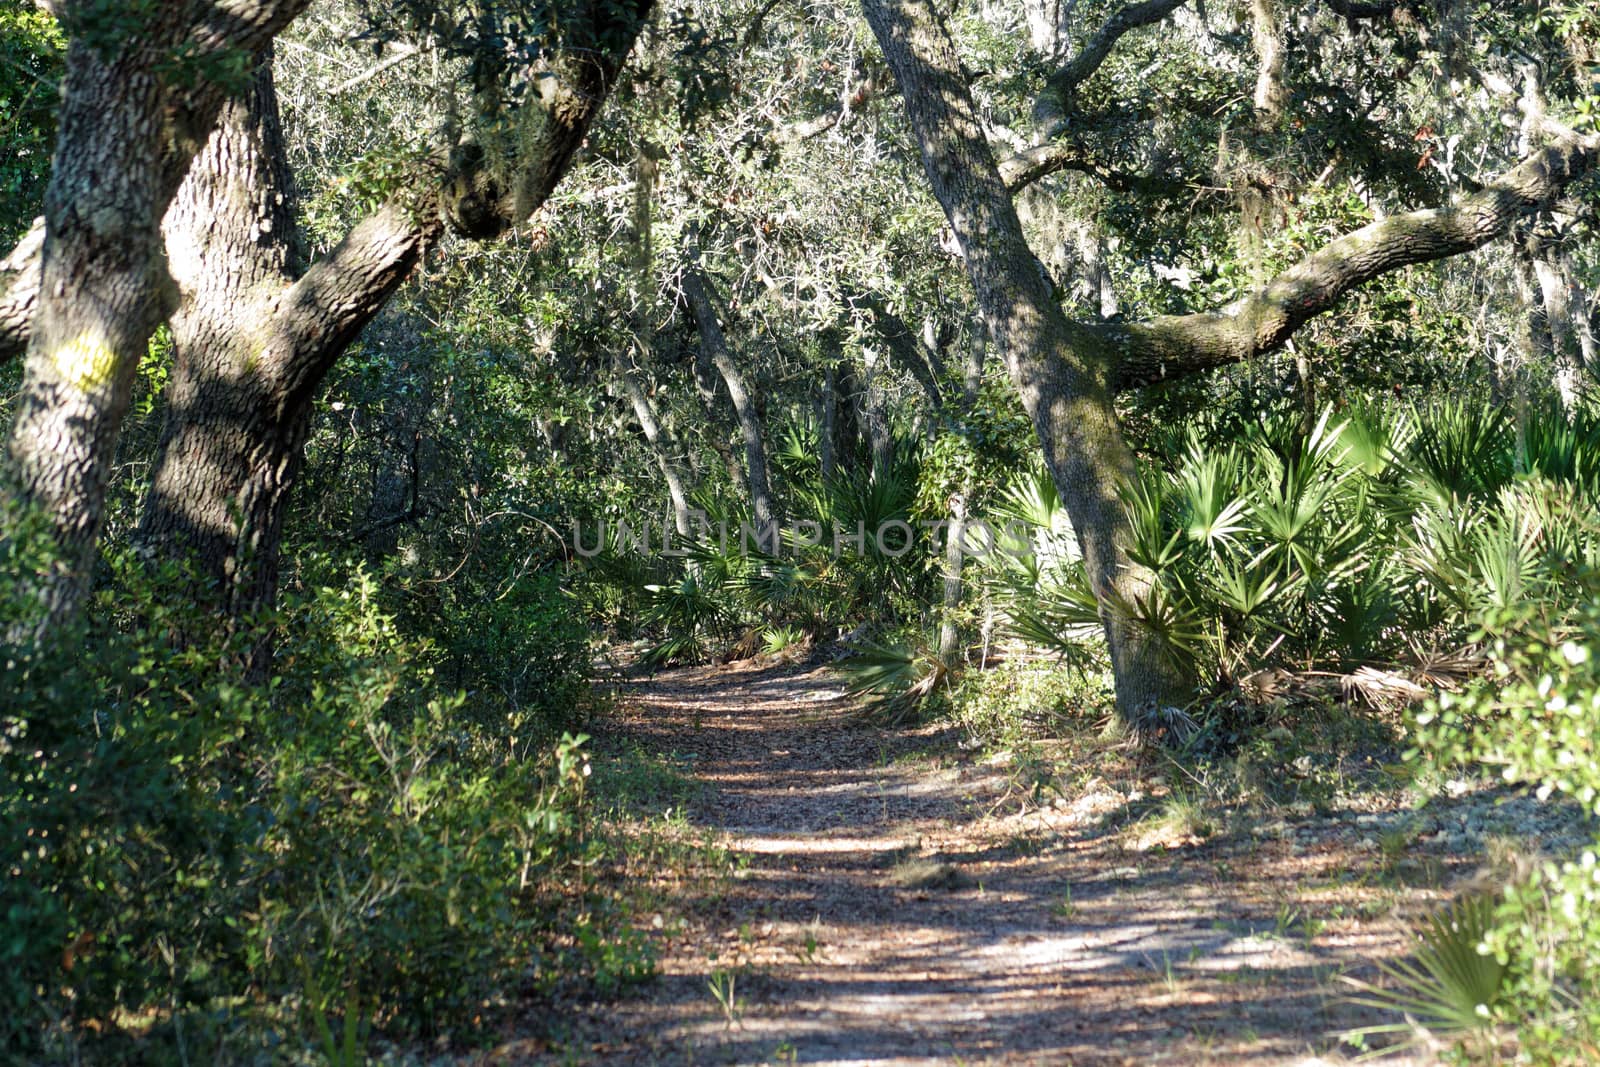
[1100,133,1600,391]
[331,43,418,95]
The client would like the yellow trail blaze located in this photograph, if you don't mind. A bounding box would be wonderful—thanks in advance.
[50,332,119,393]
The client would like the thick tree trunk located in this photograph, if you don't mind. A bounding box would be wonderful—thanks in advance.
[3,0,309,640]
[137,60,433,638]
[864,0,1190,717]
[136,5,650,636]
[683,265,778,535]
[863,353,895,475]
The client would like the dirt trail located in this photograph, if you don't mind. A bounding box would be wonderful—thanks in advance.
[520,661,1448,1066]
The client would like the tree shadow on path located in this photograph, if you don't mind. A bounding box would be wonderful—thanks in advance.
[507,661,1449,1067]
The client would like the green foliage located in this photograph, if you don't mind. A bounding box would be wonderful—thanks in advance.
[943,657,1111,745]
[0,549,617,1057]
[1342,894,1509,1055]
[1402,491,1600,1059]
[0,4,62,246]
[1042,398,1600,709]
[836,635,948,721]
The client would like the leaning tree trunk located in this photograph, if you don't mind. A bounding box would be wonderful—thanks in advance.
[2,0,308,642]
[864,0,1600,719]
[683,265,778,536]
[619,361,695,536]
[863,0,1189,716]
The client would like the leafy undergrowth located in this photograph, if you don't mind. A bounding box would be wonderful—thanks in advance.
[0,552,733,1065]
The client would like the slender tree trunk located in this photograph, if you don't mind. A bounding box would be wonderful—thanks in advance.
[621,137,693,538]
[833,358,866,469]
[1249,0,1287,122]
[619,363,694,536]
[964,321,986,404]
[937,488,968,663]
[1532,243,1596,405]
[820,362,838,481]
[683,265,777,534]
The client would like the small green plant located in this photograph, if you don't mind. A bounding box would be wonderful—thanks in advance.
[302,967,368,1067]
[791,931,821,964]
[1340,894,1508,1056]
[1050,886,1077,920]
[762,624,807,656]
[708,967,742,1029]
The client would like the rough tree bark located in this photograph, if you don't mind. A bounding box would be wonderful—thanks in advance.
[864,0,1189,716]
[2,0,310,640]
[863,0,1600,717]
[2,5,650,645]
[138,5,647,635]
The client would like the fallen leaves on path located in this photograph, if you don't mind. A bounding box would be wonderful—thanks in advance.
[489,661,1510,1066]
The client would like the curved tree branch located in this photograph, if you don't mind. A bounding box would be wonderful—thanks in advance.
[845,289,945,410]
[0,217,43,361]
[1100,133,1600,391]
[1034,0,1191,125]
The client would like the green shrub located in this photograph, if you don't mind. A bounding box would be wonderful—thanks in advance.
[0,550,611,1057]
[943,657,1111,745]
[1406,538,1600,1060]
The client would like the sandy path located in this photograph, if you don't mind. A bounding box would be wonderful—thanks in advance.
[508,661,1444,1066]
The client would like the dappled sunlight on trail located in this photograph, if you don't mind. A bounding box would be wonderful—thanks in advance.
[502,662,1443,1066]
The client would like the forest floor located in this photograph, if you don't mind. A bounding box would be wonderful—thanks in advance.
[488,660,1592,1066]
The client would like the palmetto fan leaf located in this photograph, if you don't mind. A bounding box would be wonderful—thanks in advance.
[1003,564,1103,664]
[1176,441,1248,550]
[1341,894,1507,1048]
[1337,397,1409,478]
[1102,579,1210,673]
[1404,396,1512,506]
[992,462,1065,532]
[1205,551,1284,618]
[1119,471,1184,572]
